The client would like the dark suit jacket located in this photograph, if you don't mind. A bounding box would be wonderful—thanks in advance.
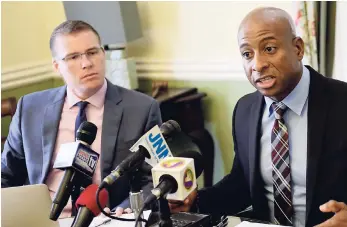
[197,66,347,226]
[1,80,162,209]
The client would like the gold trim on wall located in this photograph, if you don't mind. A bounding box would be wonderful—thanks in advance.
[136,59,246,81]
[1,59,247,91]
[1,61,58,91]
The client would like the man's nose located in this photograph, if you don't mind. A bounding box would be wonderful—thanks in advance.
[252,53,269,73]
[80,54,93,69]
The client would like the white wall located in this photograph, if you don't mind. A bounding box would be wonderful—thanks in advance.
[127,1,295,80]
[1,1,65,70]
[1,1,66,90]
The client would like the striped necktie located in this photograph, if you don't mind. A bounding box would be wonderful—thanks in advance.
[271,102,293,225]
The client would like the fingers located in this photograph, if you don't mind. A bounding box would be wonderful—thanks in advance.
[124,208,132,214]
[316,201,347,227]
[114,207,124,216]
[320,200,346,213]
[103,207,111,214]
[168,198,187,208]
[169,204,190,213]
[184,198,191,205]
[100,207,111,218]
[168,189,198,214]
[168,198,191,213]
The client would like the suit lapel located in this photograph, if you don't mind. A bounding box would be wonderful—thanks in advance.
[248,92,265,195]
[305,67,329,220]
[41,86,66,182]
[100,81,123,178]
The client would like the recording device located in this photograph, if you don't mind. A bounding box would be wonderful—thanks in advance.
[71,184,108,227]
[49,122,99,221]
[144,157,209,227]
[100,120,181,188]
[147,212,212,227]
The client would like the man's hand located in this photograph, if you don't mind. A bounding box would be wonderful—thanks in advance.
[315,200,347,227]
[100,207,111,218]
[113,207,132,216]
[100,207,132,217]
[168,189,198,213]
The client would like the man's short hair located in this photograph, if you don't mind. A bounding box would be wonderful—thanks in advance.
[50,20,101,56]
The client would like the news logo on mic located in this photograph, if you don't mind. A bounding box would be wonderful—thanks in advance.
[53,142,99,177]
[152,157,197,201]
[130,125,173,167]
[75,148,98,174]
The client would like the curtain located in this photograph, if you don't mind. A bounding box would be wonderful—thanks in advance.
[332,2,347,82]
[295,1,318,71]
[294,1,336,77]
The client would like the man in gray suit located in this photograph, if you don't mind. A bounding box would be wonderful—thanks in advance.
[1,20,162,217]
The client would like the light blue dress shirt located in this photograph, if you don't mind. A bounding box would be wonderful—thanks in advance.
[260,66,310,227]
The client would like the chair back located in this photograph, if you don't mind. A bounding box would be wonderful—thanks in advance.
[1,97,17,143]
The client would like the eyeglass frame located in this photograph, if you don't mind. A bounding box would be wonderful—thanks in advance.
[55,46,105,63]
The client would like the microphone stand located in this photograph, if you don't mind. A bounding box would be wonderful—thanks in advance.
[71,175,92,216]
[130,168,145,227]
[158,198,173,227]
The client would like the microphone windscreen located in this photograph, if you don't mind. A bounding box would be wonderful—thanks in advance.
[75,184,108,216]
[160,120,181,136]
[76,121,97,145]
[164,131,204,177]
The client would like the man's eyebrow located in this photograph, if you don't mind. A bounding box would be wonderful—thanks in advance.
[85,46,100,51]
[239,35,278,49]
[239,42,250,50]
[260,36,277,43]
[65,51,79,57]
[65,47,100,56]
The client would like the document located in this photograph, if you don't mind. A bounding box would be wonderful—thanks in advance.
[58,210,151,227]
[235,221,288,227]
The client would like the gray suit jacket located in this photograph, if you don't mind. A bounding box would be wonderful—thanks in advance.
[1,80,162,209]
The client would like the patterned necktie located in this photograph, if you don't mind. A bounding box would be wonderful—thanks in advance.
[271,102,293,225]
[75,101,89,139]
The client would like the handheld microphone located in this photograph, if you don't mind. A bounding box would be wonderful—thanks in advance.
[100,120,181,188]
[144,156,203,206]
[71,184,108,227]
[49,122,99,221]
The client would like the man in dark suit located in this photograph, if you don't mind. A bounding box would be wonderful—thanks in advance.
[1,20,162,218]
[169,7,347,227]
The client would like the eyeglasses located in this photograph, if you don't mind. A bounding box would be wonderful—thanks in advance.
[58,47,104,64]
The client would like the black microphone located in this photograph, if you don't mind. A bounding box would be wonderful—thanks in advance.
[49,121,98,221]
[164,129,204,177]
[99,120,181,189]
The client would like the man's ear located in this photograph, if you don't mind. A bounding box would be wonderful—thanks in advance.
[293,36,305,61]
[52,58,60,74]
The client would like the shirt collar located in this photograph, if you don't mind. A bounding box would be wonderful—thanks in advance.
[67,78,107,109]
[264,65,310,117]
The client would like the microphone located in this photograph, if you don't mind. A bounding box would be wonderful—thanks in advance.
[49,122,99,221]
[144,156,203,206]
[71,184,108,227]
[100,120,181,188]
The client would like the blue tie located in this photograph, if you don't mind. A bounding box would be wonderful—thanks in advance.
[75,101,89,139]
[72,101,89,216]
